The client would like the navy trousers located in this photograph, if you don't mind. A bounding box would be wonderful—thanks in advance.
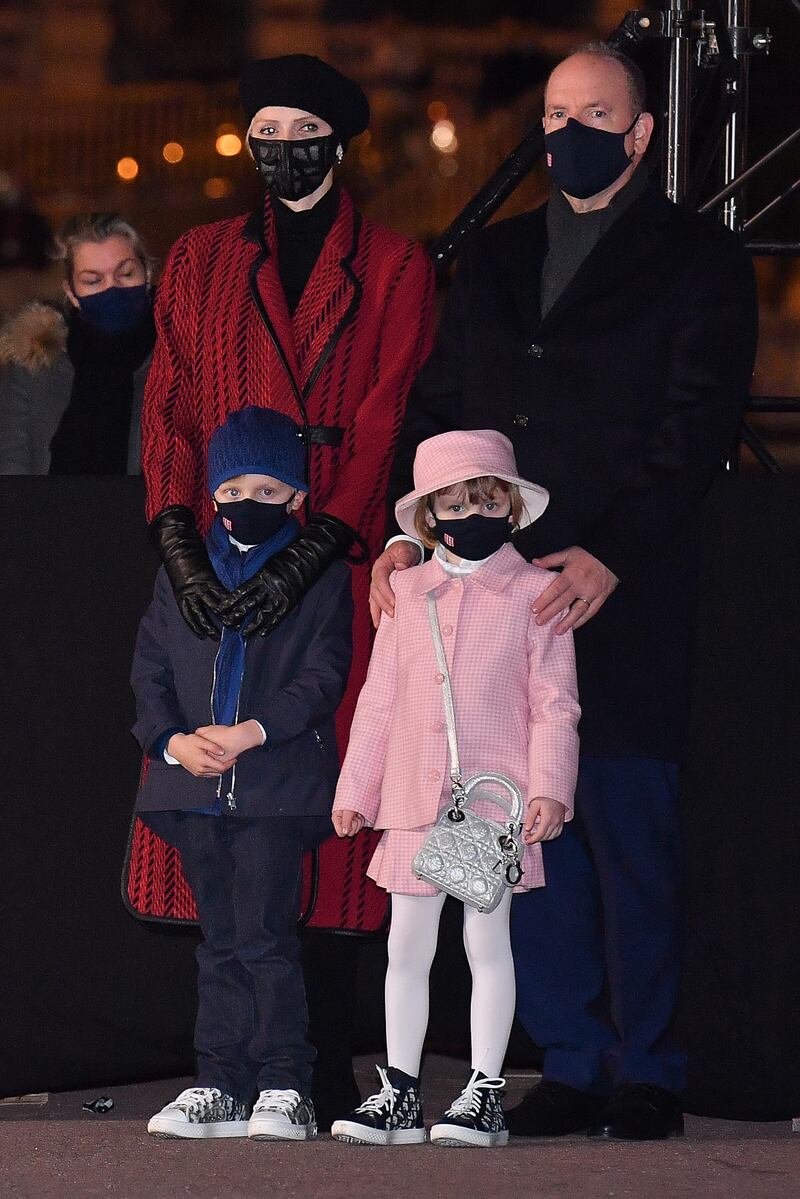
[510,757,687,1096]
[158,813,314,1104]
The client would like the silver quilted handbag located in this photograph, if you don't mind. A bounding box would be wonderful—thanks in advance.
[412,593,524,913]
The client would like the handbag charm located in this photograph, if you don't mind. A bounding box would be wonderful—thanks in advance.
[412,592,524,913]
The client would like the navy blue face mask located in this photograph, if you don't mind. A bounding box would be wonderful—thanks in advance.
[217,497,293,545]
[545,115,639,200]
[432,512,512,561]
[78,283,151,335]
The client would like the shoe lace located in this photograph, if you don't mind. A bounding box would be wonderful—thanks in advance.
[254,1089,301,1115]
[445,1070,505,1119]
[355,1066,400,1116]
[172,1087,220,1111]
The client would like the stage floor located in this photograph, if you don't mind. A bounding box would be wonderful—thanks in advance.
[2,1055,797,1198]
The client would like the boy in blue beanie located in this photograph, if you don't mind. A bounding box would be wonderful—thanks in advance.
[131,406,353,1140]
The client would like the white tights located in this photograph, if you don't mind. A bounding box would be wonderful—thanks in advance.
[384,890,515,1080]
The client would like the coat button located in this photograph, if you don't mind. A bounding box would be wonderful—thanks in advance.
[428,769,441,782]
[513,413,529,428]
[528,343,544,358]
[442,624,453,636]
[432,720,445,732]
[435,672,444,684]
[452,579,462,588]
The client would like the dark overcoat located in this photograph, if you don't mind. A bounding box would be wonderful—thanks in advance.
[131,560,353,819]
[391,183,759,760]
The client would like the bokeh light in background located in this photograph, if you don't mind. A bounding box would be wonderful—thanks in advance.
[162,141,184,164]
[204,176,233,199]
[215,123,243,157]
[116,156,139,181]
[430,119,458,154]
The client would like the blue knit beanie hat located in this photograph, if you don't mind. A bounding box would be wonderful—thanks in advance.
[207,407,308,495]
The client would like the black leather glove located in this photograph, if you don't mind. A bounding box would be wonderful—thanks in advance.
[149,505,227,640]
[217,512,358,638]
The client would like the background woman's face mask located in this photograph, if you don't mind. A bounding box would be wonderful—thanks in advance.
[78,283,150,334]
[545,115,639,199]
[249,133,339,201]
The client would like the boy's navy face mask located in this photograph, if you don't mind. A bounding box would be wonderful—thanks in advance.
[78,283,150,334]
[432,512,512,561]
[545,115,639,200]
[218,497,292,545]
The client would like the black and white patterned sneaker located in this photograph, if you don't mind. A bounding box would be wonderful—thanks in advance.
[147,1087,249,1139]
[331,1066,426,1145]
[430,1070,509,1147]
[248,1089,317,1140]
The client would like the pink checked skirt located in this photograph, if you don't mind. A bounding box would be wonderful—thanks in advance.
[367,816,546,897]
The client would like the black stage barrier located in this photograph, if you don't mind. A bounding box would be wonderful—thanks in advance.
[1,476,798,1119]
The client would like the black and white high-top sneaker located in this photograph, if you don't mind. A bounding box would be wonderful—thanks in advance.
[147,1087,249,1139]
[247,1089,317,1140]
[430,1070,508,1147]
[331,1066,425,1145]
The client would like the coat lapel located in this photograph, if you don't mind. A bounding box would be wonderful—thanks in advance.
[292,190,363,399]
[537,185,672,333]
[244,201,302,399]
[243,190,364,405]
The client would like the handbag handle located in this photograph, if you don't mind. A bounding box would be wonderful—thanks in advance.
[461,775,524,830]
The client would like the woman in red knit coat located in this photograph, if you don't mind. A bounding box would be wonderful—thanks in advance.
[140,55,435,1126]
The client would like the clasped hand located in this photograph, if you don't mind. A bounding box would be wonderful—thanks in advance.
[166,720,264,778]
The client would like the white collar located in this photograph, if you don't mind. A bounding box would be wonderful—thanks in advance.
[434,543,493,576]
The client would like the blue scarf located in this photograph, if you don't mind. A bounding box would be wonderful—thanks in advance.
[205,512,300,730]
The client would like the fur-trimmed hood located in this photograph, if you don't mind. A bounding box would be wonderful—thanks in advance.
[0,301,68,371]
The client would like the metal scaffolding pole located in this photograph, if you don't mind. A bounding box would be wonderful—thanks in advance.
[663,0,693,204]
[721,0,751,229]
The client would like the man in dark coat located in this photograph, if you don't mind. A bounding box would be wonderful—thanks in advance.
[371,44,758,1140]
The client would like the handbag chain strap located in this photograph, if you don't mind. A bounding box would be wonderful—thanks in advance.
[426,591,524,885]
[426,593,467,816]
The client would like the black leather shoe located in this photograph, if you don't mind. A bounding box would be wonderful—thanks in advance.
[506,1081,607,1136]
[587,1083,684,1141]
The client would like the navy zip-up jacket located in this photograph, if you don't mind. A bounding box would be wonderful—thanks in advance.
[130,560,353,818]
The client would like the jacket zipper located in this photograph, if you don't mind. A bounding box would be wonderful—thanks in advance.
[209,642,242,813]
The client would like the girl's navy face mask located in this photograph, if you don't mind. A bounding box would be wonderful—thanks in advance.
[217,497,292,545]
[545,115,639,200]
[432,512,512,561]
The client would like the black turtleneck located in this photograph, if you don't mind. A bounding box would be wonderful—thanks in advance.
[272,185,341,316]
[49,310,155,475]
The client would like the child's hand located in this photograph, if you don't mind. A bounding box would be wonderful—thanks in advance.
[167,732,236,778]
[523,797,566,845]
[332,810,366,838]
[195,721,264,760]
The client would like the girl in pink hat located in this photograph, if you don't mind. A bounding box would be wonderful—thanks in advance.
[330,429,580,1148]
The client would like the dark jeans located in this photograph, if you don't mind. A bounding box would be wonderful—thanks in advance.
[158,813,313,1104]
[511,757,687,1096]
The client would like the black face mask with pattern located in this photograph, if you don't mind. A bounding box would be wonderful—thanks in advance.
[248,133,339,201]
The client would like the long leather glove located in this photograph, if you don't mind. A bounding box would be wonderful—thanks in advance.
[149,505,227,640]
[217,512,361,638]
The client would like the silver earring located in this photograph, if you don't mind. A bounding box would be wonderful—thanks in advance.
[336,144,344,164]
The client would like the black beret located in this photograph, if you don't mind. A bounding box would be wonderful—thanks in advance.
[240,55,370,148]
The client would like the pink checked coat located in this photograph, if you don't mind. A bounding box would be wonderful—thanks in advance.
[333,543,581,890]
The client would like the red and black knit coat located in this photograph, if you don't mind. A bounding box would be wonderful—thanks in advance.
[138,189,435,928]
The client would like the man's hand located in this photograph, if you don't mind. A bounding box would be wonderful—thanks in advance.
[167,732,236,778]
[369,541,422,627]
[332,810,367,837]
[195,721,264,760]
[532,546,618,634]
[523,798,567,845]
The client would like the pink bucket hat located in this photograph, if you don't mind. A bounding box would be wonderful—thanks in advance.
[395,429,549,537]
